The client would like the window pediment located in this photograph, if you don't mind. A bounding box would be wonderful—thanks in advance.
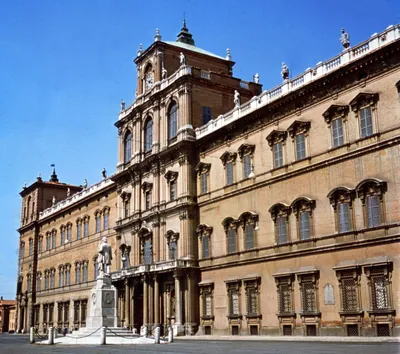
[137,226,152,238]
[165,230,179,243]
[291,197,315,217]
[196,224,213,238]
[164,170,178,183]
[322,104,349,124]
[195,162,211,175]
[355,178,387,203]
[237,144,255,159]
[238,211,259,226]
[268,203,291,221]
[221,217,239,231]
[220,151,237,165]
[327,186,355,208]
[287,120,311,138]
[141,181,153,191]
[349,92,379,112]
[266,130,288,146]
[120,191,132,201]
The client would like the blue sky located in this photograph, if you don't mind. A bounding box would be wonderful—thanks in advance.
[0,0,398,298]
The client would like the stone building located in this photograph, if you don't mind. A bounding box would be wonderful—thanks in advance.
[16,22,400,337]
[0,297,16,333]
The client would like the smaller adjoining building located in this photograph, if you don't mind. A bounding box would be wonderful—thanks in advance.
[0,297,16,333]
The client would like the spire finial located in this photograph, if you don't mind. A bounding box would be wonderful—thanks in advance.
[183,12,186,28]
[154,28,161,42]
[137,43,143,57]
[226,48,232,61]
[49,164,59,183]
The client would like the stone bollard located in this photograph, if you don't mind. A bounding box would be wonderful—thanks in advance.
[154,326,160,344]
[132,328,137,335]
[168,326,173,343]
[29,327,35,344]
[100,326,106,345]
[53,327,57,341]
[48,327,54,345]
[140,325,148,337]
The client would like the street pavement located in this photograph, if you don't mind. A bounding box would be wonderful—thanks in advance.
[0,333,399,354]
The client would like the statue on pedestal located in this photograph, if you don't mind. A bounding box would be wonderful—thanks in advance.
[98,237,112,275]
[281,62,289,81]
[179,52,186,66]
[340,28,350,49]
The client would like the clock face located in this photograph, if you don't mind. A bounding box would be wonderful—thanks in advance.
[145,73,153,90]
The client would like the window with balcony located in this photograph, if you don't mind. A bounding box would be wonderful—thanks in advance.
[356,178,387,228]
[196,224,213,259]
[269,203,291,245]
[349,92,379,139]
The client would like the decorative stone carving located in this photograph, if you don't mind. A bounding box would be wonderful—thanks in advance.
[291,197,316,218]
[162,67,168,80]
[220,151,237,165]
[355,178,387,204]
[195,224,213,239]
[164,170,178,183]
[195,162,211,175]
[322,104,349,124]
[287,120,311,138]
[327,187,355,209]
[83,179,88,189]
[120,99,125,111]
[237,143,255,160]
[340,28,350,49]
[266,130,288,147]
[221,217,239,232]
[349,92,379,113]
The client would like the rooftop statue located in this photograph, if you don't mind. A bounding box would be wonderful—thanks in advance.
[83,179,88,189]
[179,52,186,66]
[281,62,289,81]
[162,67,168,80]
[234,90,240,108]
[340,28,350,49]
[98,237,112,275]
[253,73,259,84]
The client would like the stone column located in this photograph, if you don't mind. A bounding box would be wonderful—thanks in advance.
[23,305,28,332]
[174,274,182,325]
[124,279,130,328]
[154,275,160,326]
[130,282,135,330]
[143,275,148,325]
[149,277,154,326]
[39,303,44,333]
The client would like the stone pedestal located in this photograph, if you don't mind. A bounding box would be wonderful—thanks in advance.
[86,275,119,329]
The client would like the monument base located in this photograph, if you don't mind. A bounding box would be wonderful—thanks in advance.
[173,323,185,336]
[85,274,119,329]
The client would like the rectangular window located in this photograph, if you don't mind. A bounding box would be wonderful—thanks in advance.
[46,236,50,251]
[169,241,176,260]
[60,230,65,245]
[332,118,344,147]
[200,173,208,194]
[338,203,351,233]
[144,239,152,264]
[84,221,89,237]
[243,155,251,179]
[341,277,358,311]
[300,279,317,313]
[59,272,64,288]
[295,134,306,161]
[76,268,81,284]
[67,227,71,241]
[203,292,212,317]
[273,142,283,168]
[45,275,49,290]
[227,228,237,254]
[50,274,54,289]
[202,106,212,125]
[29,240,33,256]
[77,224,81,240]
[124,199,130,218]
[367,195,381,227]
[245,223,254,250]
[65,270,70,286]
[38,239,42,253]
[202,235,210,258]
[170,180,176,201]
[95,216,101,233]
[51,234,56,249]
[228,288,240,316]
[278,283,292,314]
[277,216,288,244]
[371,275,389,310]
[145,191,151,210]
[83,264,88,282]
[360,106,373,138]
[226,162,234,185]
[247,287,258,315]
[299,211,310,240]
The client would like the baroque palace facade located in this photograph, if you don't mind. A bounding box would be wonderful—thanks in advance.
[16,23,400,337]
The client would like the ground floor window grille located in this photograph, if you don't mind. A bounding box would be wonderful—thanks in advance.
[377,324,390,337]
[346,324,359,336]
[306,324,317,336]
[283,325,292,336]
[301,280,317,313]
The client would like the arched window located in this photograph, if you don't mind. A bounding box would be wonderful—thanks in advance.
[291,197,316,241]
[124,130,132,163]
[238,211,258,250]
[168,102,178,140]
[144,119,153,152]
[222,217,239,254]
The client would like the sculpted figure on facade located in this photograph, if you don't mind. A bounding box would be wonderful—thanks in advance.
[281,62,289,81]
[179,52,186,66]
[234,90,240,108]
[98,237,112,275]
[162,67,168,80]
[340,28,350,49]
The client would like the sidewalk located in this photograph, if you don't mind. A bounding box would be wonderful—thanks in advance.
[176,335,400,343]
